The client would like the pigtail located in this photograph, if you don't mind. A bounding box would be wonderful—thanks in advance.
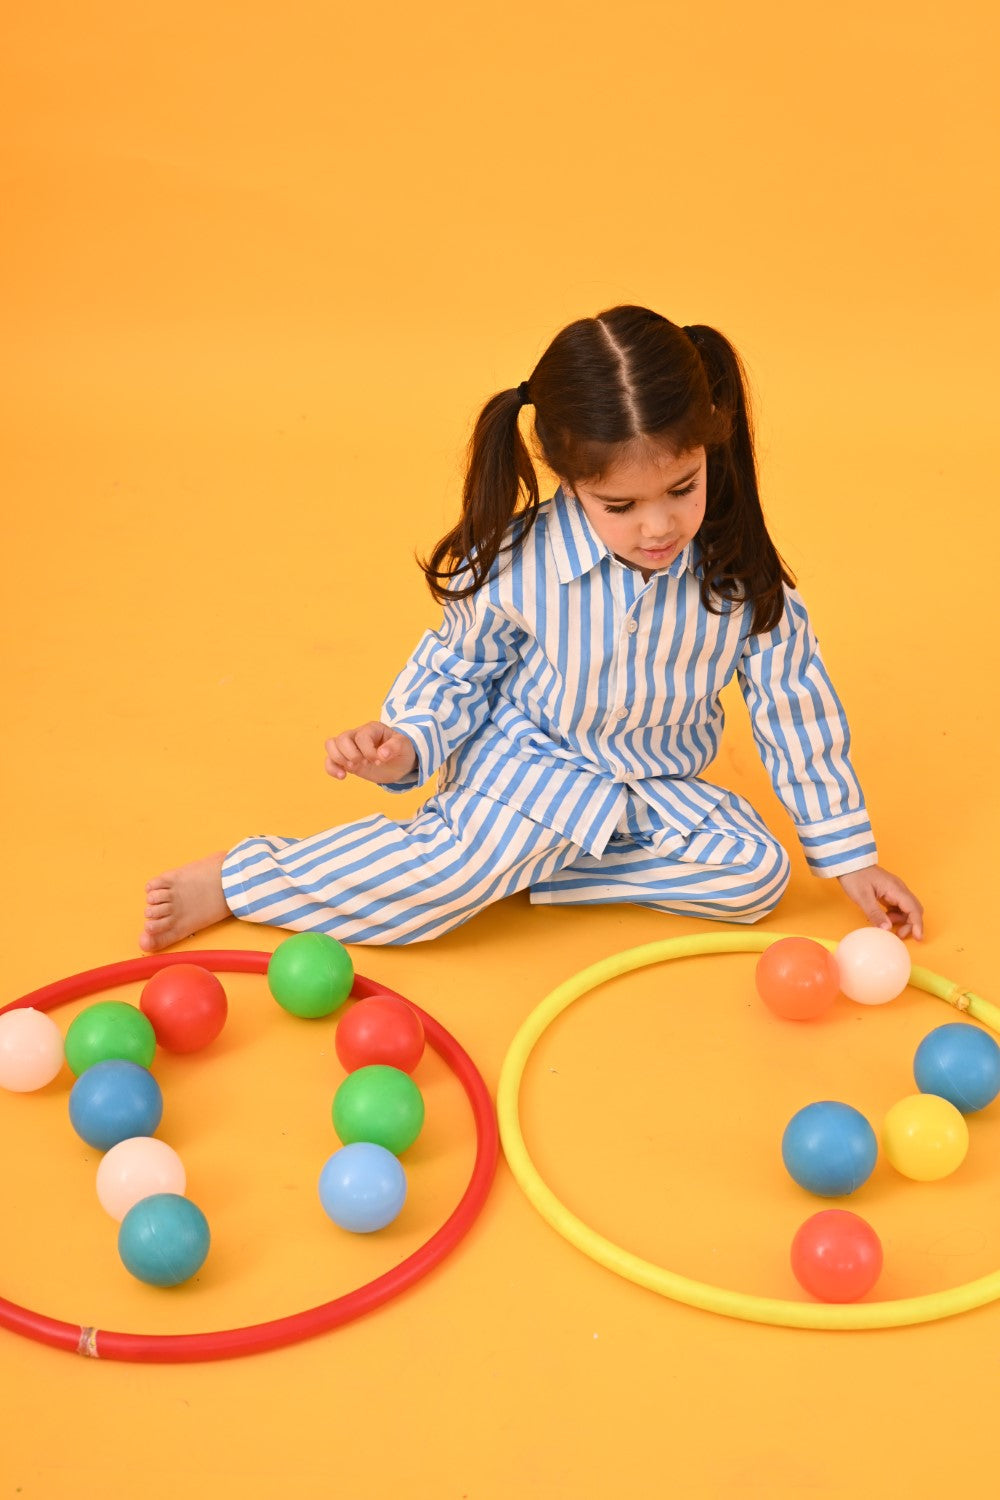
[685,325,795,634]
[420,387,541,603]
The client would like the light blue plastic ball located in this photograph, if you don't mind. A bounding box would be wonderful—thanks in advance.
[68,1059,163,1151]
[318,1142,407,1233]
[781,1100,878,1197]
[914,1023,1000,1114]
[118,1194,210,1286]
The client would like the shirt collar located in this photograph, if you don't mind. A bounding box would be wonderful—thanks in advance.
[546,487,699,584]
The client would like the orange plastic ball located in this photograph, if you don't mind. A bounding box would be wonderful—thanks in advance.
[755,937,841,1021]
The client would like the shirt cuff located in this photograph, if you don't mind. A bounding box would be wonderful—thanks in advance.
[796,810,878,878]
[376,722,437,793]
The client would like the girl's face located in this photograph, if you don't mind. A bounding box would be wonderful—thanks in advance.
[565,447,707,579]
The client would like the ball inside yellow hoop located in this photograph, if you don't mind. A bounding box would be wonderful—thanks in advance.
[496,930,1000,1331]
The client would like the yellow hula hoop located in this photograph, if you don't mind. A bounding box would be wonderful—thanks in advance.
[497,931,1000,1330]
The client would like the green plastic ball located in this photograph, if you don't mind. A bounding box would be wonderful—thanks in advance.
[333,1065,425,1155]
[64,1001,157,1077]
[267,933,354,1019]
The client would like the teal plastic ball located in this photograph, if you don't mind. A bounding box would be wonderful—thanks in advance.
[267,933,354,1018]
[118,1194,210,1286]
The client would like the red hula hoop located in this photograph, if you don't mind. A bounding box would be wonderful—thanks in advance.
[0,950,498,1363]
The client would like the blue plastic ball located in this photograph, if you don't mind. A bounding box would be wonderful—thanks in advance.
[118,1193,210,1286]
[914,1023,1000,1114]
[318,1142,407,1233]
[781,1101,878,1197]
[68,1059,163,1151]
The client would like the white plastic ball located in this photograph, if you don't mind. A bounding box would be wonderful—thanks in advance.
[0,1008,65,1091]
[835,927,911,1005]
[96,1136,187,1221]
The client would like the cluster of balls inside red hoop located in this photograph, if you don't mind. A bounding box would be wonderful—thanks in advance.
[0,933,427,1288]
[758,929,1000,1304]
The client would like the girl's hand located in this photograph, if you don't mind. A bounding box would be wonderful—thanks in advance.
[837,865,924,941]
[324,722,418,785]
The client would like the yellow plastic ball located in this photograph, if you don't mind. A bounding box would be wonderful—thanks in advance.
[882,1093,969,1181]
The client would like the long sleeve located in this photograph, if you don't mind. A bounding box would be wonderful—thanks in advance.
[378,586,525,791]
[736,585,878,877]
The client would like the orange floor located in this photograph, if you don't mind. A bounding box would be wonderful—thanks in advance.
[3,3,999,1496]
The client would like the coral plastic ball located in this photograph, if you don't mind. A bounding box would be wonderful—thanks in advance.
[781,1100,878,1197]
[882,1093,969,1181]
[332,1065,425,1155]
[69,1060,164,1151]
[0,1008,65,1091]
[118,1194,210,1286]
[335,995,425,1073]
[267,933,354,1018]
[140,965,228,1053]
[791,1209,883,1302]
[64,1001,156,1076]
[834,928,911,1005]
[755,937,841,1021]
[96,1136,187,1220]
[319,1143,407,1233]
[913,1023,1000,1114]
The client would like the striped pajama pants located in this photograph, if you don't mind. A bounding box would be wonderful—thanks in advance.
[220,784,792,946]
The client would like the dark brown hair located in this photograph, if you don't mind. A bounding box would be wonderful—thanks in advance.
[420,305,794,633]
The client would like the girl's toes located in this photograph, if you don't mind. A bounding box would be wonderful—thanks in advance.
[139,915,175,953]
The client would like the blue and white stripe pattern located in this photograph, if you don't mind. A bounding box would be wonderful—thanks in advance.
[379,490,876,874]
[221,490,876,943]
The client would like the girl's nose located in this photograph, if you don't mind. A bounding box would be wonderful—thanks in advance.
[641,503,676,540]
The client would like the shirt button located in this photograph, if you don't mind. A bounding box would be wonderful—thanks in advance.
[626,619,639,635]
[616,708,628,720]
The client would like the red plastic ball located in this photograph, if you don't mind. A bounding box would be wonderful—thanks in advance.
[755,937,841,1021]
[139,965,228,1053]
[335,995,425,1074]
[790,1210,883,1303]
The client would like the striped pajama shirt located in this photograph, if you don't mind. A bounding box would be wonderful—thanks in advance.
[221,491,876,944]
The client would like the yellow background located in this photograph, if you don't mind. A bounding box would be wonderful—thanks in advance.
[2,2,998,1495]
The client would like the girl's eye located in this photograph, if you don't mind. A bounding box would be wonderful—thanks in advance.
[602,480,699,515]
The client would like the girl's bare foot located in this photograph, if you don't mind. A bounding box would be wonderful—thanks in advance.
[140,852,231,953]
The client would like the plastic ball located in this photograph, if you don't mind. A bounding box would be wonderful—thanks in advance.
[318,1142,407,1232]
[335,994,426,1073]
[882,1093,969,1181]
[834,927,911,1005]
[332,1064,425,1155]
[96,1136,187,1221]
[140,965,228,1053]
[790,1209,883,1302]
[754,937,841,1021]
[69,1060,163,1151]
[914,1023,1000,1114]
[267,933,354,1018]
[65,1001,156,1076]
[0,1008,65,1091]
[118,1193,210,1286]
[781,1100,878,1197]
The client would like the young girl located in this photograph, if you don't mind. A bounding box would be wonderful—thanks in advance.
[140,305,923,953]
